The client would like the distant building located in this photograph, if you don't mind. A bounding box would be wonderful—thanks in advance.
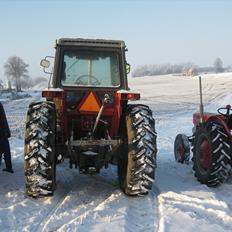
[184,66,198,76]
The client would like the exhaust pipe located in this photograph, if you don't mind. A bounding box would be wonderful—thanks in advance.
[198,75,204,124]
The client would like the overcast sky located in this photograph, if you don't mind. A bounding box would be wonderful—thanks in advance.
[0,0,232,78]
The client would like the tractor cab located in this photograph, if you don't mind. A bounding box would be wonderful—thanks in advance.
[41,38,129,90]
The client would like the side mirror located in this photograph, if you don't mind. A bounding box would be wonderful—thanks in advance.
[40,56,54,75]
[126,63,131,74]
[40,59,50,68]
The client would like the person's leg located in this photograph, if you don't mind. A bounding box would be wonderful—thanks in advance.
[1,138,13,173]
[0,141,4,166]
[0,152,2,166]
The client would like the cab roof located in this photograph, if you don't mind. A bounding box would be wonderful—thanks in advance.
[56,38,126,49]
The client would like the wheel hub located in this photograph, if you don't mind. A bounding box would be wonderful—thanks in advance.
[199,139,212,170]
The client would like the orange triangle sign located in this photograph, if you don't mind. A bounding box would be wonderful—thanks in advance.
[79,92,101,112]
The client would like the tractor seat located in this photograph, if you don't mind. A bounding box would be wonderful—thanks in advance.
[226,115,232,129]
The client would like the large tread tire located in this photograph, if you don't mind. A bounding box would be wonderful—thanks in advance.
[193,122,231,186]
[24,101,56,198]
[118,104,157,196]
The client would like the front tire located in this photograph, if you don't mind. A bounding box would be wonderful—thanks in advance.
[24,101,56,198]
[193,122,231,186]
[118,104,157,196]
[174,134,190,164]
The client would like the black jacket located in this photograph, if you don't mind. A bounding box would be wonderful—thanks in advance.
[0,102,11,138]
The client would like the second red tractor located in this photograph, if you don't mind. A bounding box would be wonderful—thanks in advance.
[174,76,232,186]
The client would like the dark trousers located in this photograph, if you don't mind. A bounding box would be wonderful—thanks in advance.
[0,138,11,165]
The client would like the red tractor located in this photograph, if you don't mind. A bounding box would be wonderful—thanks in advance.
[174,76,232,186]
[24,38,157,198]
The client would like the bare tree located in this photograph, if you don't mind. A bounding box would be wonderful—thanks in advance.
[4,56,29,92]
[214,57,223,73]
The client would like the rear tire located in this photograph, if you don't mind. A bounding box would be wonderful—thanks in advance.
[193,122,231,186]
[174,134,190,164]
[118,104,157,196]
[24,101,56,198]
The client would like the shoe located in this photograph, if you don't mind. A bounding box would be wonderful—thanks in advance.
[4,158,13,173]
[2,168,14,173]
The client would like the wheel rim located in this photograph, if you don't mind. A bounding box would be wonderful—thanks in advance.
[176,144,184,161]
[199,139,212,170]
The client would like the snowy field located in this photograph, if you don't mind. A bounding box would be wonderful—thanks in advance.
[1,73,232,231]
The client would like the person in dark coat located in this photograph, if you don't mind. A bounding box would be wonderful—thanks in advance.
[0,102,13,173]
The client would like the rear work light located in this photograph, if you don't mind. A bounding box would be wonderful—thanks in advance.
[117,91,140,101]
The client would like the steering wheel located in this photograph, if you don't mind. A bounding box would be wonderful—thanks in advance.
[75,74,101,86]
[217,106,232,117]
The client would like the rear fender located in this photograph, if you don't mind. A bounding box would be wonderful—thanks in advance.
[112,90,140,137]
[193,112,219,126]
[42,88,68,141]
[206,115,232,142]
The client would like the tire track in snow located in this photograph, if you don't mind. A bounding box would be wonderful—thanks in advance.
[53,184,160,232]
[123,186,160,232]
[34,168,119,231]
[159,191,232,231]
[34,189,73,232]
[203,83,214,92]
[33,165,76,232]
[35,166,160,232]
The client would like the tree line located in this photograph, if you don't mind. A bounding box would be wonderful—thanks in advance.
[132,57,229,77]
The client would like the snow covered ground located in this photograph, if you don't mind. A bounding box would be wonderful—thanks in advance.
[1,73,232,231]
